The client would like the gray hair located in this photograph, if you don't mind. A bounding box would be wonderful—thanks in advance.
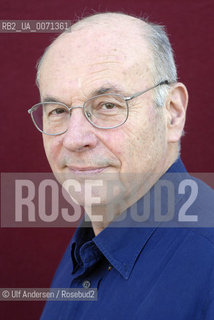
[142,21,177,106]
[36,12,177,107]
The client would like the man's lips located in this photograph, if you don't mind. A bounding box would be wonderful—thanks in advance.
[67,166,109,174]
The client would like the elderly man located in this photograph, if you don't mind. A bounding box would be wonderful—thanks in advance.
[28,12,214,320]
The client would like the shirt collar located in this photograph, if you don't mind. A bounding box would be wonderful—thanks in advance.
[93,225,158,279]
[71,158,187,279]
[167,157,186,173]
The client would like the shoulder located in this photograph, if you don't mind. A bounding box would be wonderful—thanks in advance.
[173,172,214,239]
[190,175,214,242]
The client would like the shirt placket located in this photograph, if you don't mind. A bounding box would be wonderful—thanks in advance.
[70,241,106,290]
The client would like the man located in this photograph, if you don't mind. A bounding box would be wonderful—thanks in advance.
[28,12,214,319]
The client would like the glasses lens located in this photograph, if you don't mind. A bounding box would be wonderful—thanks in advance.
[84,94,128,128]
[31,102,70,135]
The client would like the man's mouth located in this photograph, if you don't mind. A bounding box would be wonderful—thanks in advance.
[67,166,109,175]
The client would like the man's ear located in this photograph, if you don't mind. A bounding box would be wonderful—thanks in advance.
[165,82,188,143]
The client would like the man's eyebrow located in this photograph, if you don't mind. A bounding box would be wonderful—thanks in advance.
[42,96,63,103]
[91,85,127,96]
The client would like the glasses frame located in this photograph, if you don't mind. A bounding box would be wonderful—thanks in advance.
[28,80,169,136]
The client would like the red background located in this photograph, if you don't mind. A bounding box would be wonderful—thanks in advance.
[0,0,214,319]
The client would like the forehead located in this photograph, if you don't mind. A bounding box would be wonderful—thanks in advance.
[39,24,153,99]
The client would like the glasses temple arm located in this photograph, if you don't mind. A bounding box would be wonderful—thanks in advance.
[125,80,169,101]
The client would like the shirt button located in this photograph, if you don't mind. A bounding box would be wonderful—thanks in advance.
[82,280,91,288]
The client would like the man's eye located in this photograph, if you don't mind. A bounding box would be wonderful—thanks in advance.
[101,103,116,110]
[49,108,66,116]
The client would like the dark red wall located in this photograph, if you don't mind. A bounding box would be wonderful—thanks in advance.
[1,0,214,319]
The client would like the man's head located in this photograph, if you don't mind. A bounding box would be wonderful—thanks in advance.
[35,12,188,230]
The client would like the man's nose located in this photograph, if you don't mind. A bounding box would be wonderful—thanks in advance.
[62,107,98,152]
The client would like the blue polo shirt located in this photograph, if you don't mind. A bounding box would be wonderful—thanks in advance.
[41,159,214,319]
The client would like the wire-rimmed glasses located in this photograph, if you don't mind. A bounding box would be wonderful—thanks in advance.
[28,80,169,136]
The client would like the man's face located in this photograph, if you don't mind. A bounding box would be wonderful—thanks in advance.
[39,25,169,215]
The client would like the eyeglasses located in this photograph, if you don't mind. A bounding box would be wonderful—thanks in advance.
[28,80,169,136]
